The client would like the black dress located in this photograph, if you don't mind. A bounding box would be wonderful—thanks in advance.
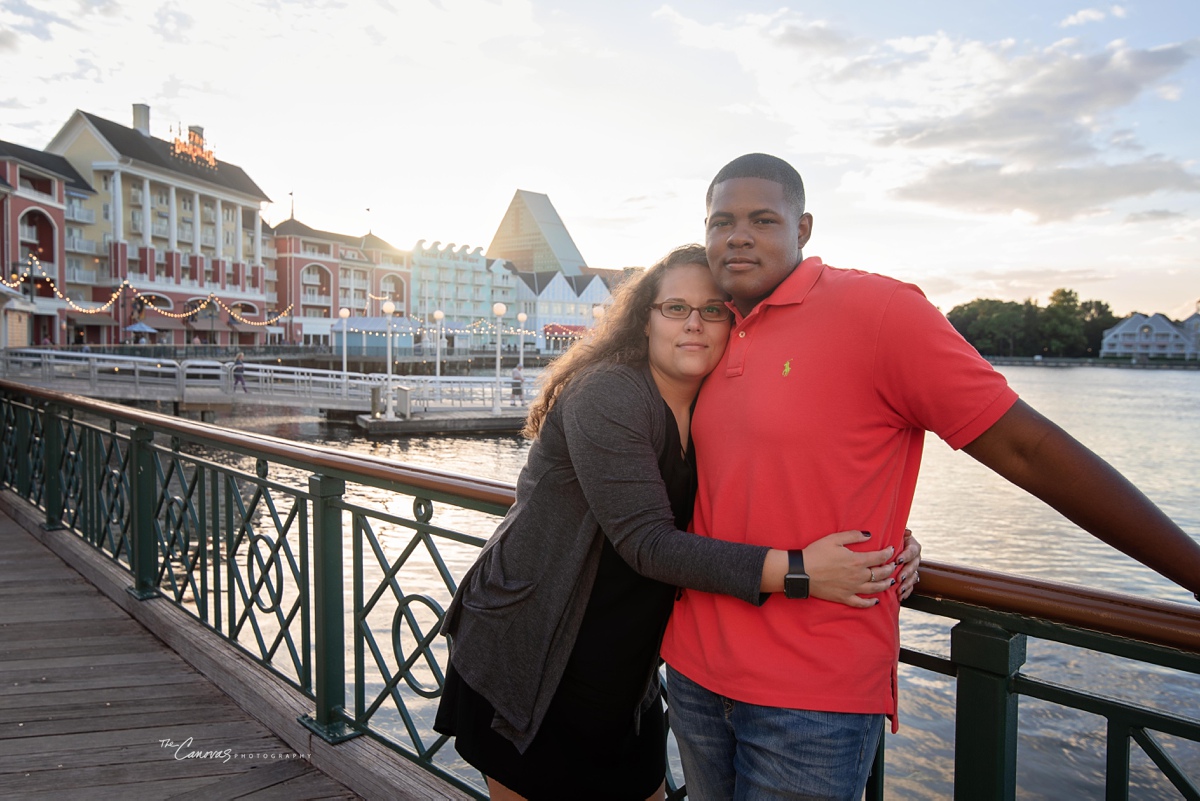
[435,400,695,800]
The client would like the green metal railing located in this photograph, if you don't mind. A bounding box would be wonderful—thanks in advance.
[2,379,1197,800]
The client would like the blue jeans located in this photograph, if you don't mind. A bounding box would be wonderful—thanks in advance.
[666,665,884,801]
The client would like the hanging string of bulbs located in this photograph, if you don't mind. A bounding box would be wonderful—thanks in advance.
[8,254,292,326]
[10,254,586,340]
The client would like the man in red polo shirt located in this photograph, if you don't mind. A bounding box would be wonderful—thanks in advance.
[660,153,1200,800]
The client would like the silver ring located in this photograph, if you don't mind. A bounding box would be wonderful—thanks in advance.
[869,568,875,582]
[914,571,920,583]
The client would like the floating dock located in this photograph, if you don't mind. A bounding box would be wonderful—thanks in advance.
[355,408,528,436]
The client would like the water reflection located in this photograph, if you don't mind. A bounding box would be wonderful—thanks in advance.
[212,364,1199,799]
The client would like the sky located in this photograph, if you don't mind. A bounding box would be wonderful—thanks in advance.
[2,0,1199,317]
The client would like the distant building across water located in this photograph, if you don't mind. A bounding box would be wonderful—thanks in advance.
[1100,310,1200,360]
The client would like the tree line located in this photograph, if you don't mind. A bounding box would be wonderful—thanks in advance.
[947,289,1121,358]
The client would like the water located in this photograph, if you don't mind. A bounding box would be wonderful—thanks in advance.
[219,364,1200,799]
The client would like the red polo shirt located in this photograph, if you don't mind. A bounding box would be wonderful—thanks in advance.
[661,257,1018,725]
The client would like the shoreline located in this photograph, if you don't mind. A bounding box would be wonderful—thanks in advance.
[986,356,1200,370]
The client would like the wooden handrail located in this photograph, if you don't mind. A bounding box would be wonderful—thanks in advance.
[917,560,1200,653]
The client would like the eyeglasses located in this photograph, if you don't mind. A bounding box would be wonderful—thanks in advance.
[649,302,732,322]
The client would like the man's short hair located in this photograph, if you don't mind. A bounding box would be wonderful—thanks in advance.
[706,153,806,217]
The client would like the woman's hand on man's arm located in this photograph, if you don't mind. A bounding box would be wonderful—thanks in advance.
[759,529,907,608]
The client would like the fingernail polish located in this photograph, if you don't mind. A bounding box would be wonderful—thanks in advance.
[890,578,896,586]
[862,530,872,538]
[897,557,905,565]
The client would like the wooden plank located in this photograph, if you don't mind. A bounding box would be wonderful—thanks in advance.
[3,698,258,738]
[0,735,283,773]
[0,618,146,643]
[0,684,226,722]
[0,633,165,661]
[0,719,278,758]
[0,679,225,713]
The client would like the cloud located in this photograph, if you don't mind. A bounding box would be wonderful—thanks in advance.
[1124,209,1185,224]
[1060,8,1106,27]
[0,28,17,51]
[874,42,1193,167]
[153,3,193,43]
[3,0,76,40]
[893,159,1200,221]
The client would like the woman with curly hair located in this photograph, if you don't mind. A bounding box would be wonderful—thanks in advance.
[435,245,920,800]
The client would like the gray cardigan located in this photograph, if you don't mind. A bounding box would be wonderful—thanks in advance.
[441,362,769,753]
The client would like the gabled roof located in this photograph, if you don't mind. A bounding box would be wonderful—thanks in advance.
[77,111,270,201]
[486,189,587,275]
[563,274,598,294]
[0,139,94,193]
[360,232,398,252]
[273,217,402,254]
[517,271,563,294]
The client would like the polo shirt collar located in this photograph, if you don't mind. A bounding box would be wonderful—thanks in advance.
[728,256,825,323]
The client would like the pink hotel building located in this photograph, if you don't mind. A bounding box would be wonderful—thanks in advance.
[0,104,411,347]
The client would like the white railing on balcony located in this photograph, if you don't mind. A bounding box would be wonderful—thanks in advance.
[65,267,99,284]
[302,274,322,285]
[152,221,170,238]
[266,291,278,302]
[130,189,143,205]
[65,236,97,254]
[178,227,194,244]
[265,269,277,280]
[18,225,37,242]
[261,245,277,258]
[302,292,331,304]
[201,232,216,247]
[130,216,143,234]
[65,206,96,224]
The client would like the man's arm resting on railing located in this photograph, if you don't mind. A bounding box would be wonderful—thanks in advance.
[962,399,1200,600]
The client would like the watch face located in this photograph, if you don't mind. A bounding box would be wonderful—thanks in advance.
[785,574,809,599]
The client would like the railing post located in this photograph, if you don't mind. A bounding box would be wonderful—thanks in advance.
[14,403,31,499]
[951,621,1026,800]
[42,403,64,530]
[127,426,160,600]
[300,473,359,743]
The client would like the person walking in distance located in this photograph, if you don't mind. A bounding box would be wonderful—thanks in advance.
[511,364,525,406]
[232,352,248,394]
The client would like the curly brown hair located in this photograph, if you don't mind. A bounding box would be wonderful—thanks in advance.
[523,244,712,438]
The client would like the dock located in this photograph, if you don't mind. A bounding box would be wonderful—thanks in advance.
[0,509,358,800]
[355,408,529,435]
[0,497,471,800]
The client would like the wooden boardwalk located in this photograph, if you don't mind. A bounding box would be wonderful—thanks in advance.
[0,513,360,800]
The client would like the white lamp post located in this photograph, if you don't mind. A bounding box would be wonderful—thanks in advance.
[382,300,396,419]
[517,311,528,370]
[492,301,507,414]
[433,309,444,402]
[339,307,350,396]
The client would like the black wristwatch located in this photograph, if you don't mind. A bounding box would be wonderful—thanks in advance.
[784,549,809,599]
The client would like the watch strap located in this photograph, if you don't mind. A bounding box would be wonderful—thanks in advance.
[788,549,805,576]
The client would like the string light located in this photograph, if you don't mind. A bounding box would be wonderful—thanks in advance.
[11,254,292,325]
[15,255,579,341]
